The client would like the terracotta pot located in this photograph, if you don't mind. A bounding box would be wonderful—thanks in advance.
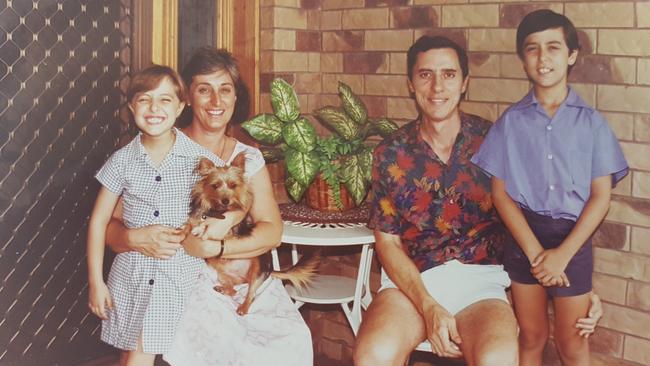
[305,174,356,212]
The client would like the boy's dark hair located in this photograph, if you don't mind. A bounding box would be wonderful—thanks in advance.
[127,64,186,103]
[516,9,580,72]
[178,47,250,126]
[407,35,469,81]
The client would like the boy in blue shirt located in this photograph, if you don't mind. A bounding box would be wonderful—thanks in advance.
[472,9,628,366]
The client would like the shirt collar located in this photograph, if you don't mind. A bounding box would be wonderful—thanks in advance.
[409,111,473,147]
[515,86,590,110]
[134,127,196,158]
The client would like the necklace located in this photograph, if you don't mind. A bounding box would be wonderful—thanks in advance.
[218,136,228,161]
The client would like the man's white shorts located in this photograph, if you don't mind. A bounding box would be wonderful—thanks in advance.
[380,260,511,315]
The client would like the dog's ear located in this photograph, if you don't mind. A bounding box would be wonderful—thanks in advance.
[196,157,216,176]
[230,152,246,170]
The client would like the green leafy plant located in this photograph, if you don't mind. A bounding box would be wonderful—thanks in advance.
[242,78,398,209]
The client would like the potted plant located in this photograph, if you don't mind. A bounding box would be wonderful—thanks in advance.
[242,78,398,211]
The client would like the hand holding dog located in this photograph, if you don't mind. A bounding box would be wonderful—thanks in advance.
[89,282,113,320]
[130,225,184,259]
[190,215,239,240]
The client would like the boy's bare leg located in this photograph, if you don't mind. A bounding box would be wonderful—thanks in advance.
[511,282,550,366]
[353,289,426,366]
[553,293,590,366]
[455,299,518,366]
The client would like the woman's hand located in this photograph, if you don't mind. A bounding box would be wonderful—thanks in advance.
[129,225,185,259]
[182,234,222,258]
[531,248,571,287]
[423,302,463,358]
[191,216,239,240]
[88,282,113,320]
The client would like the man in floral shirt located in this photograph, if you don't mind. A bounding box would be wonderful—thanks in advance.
[354,36,601,366]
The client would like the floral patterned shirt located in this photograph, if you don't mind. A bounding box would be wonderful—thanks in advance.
[368,112,507,272]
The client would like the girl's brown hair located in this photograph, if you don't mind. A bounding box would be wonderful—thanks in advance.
[127,64,187,103]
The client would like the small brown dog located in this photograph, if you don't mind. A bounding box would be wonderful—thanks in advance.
[187,153,319,315]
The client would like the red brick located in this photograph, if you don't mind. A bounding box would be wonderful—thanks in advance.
[296,31,322,52]
[590,327,624,358]
[300,0,320,9]
[323,31,364,52]
[360,95,387,118]
[260,73,295,93]
[577,29,595,55]
[414,28,467,50]
[391,6,438,29]
[500,3,559,28]
[569,55,630,84]
[366,0,409,7]
[592,221,628,250]
[343,52,388,73]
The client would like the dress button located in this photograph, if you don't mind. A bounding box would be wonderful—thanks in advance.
[155,175,161,182]
[547,154,553,160]
[153,210,159,217]
[549,185,555,191]
[149,279,154,285]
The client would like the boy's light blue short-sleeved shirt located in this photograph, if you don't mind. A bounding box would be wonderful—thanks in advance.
[471,87,628,221]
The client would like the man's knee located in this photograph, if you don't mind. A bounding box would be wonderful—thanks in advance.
[474,343,518,366]
[353,337,407,366]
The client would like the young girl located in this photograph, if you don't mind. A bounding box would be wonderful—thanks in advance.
[471,10,628,366]
[86,65,222,365]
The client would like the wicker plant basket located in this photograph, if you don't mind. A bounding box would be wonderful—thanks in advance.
[305,174,356,212]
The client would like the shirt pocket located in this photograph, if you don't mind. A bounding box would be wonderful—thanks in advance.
[569,149,592,201]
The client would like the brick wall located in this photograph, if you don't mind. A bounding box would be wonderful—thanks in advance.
[258,1,650,365]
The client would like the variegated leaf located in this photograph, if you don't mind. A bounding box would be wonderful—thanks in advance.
[241,113,283,144]
[285,148,319,187]
[314,106,359,140]
[358,147,373,184]
[282,117,317,153]
[270,78,300,122]
[370,118,399,138]
[285,175,308,202]
[340,155,369,205]
[338,82,368,125]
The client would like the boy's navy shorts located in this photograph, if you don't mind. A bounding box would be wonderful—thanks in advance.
[504,209,593,297]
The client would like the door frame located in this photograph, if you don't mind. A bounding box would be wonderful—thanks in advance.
[131,0,259,114]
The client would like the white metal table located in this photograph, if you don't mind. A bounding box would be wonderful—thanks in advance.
[272,220,375,336]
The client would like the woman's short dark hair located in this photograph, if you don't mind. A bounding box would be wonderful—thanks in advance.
[179,47,250,126]
[180,47,241,88]
[407,35,469,81]
[516,9,580,63]
[127,64,186,103]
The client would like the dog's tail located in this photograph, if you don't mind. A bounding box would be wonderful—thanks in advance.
[271,252,321,290]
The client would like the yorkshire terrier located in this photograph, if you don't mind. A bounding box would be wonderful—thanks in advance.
[187,153,319,315]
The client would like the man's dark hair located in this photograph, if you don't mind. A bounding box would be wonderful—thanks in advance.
[407,35,469,81]
[516,9,580,72]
